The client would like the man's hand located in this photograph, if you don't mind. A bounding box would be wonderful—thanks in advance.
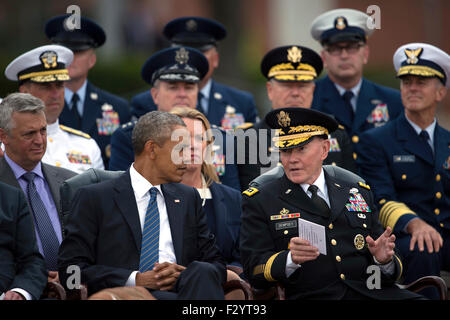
[4,291,25,300]
[289,237,320,265]
[366,226,395,264]
[406,218,443,253]
[48,271,59,283]
[136,262,186,291]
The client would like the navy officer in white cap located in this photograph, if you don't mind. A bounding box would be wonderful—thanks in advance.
[5,44,104,173]
[356,43,450,299]
[310,8,404,153]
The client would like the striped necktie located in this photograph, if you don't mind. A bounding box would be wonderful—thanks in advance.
[22,172,60,270]
[139,187,160,272]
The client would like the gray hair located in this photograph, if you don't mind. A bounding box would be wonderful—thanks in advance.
[132,111,186,155]
[0,92,45,132]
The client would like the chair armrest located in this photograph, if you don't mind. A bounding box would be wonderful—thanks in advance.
[397,276,448,300]
[223,279,253,300]
[66,284,88,300]
[41,281,67,300]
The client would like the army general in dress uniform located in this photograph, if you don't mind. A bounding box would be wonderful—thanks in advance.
[356,43,450,299]
[310,9,404,154]
[237,45,356,191]
[240,107,422,300]
[45,14,131,168]
[4,44,104,174]
[130,16,258,131]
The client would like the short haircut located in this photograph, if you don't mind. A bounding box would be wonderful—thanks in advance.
[0,92,45,132]
[132,110,186,155]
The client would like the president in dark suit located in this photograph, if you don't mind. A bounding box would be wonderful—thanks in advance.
[58,111,226,299]
[0,93,77,282]
[0,181,47,300]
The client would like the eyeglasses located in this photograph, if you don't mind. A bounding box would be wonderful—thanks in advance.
[325,42,364,56]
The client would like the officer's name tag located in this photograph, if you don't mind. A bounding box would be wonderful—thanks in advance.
[275,220,297,230]
[297,218,327,255]
[393,155,415,163]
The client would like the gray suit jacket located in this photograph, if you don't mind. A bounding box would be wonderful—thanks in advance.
[0,157,77,236]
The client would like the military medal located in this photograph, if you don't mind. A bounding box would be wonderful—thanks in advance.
[354,234,365,250]
[345,192,371,213]
[96,106,120,135]
[328,137,341,152]
[367,103,389,127]
[221,105,244,130]
[66,151,92,164]
[443,156,450,170]
[212,153,225,176]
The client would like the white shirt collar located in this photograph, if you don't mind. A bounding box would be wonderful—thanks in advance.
[200,79,212,99]
[65,80,88,107]
[46,119,60,136]
[300,169,327,197]
[334,78,362,97]
[129,163,163,200]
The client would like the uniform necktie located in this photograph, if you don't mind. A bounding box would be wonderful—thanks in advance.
[22,172,60,270]
[197,91,206,115]
[70,93,81,129]
[139,187,160,272]
[419,130,434,158]
[342,90,355,123]
[308,184,331,215]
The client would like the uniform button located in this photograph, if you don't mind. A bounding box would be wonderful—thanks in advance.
[363,223,367,228]
[353,152,357,160]
[352,135,359,143]
[331,162,336,166]
[49,137,53,143]
[436,192,442,199]
[436,174,441,182]
[55,161,61,167]
[284,230,289,235]
[440,223,444,228]
[401,174,407,180]
[329,223,334,230]
[336,256,341,262]
[340,274,345,280]
[435,208,440,215]
[331,239,337,246]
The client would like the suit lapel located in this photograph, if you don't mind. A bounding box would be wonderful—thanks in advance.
[161,183,185,263]
[434,125,450,170]
[209,183,226,238]
[353,79,376,131]
[41,163,64,214]
[0,158,21,188]
[81,82,100,134]
[320,76,353,130]
[113,172,142,252]
[207,81,226,127]
[396,115,434,165]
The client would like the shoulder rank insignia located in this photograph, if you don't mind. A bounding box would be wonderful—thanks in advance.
[235,122,254,130]
[338,124,346,130]
[358,182,370,190]
[242,187,259,197]
[59,125,91,139]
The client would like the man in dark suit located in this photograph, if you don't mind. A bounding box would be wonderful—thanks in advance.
[0,93,77,283]
[0,181,47,300]
[130,16,258,130]
[58,111,226,299]
[356,43,450,299]
[240,107,422,300]
[310,9,403,154]
[109,47,241,190]
[44,14,131,167]
[237,45,356,191]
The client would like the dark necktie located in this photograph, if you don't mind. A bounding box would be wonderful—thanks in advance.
[308,184,331,215]
[139,187,160,272]
[419,130,434,158]
[70,93,81,129]
[197,91,206,115]
[22,172,60,270]
[342,90,355,123]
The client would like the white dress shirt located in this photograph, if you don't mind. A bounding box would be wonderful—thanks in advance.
[126,164,176,286]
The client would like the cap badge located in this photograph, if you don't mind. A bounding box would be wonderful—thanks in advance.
[287,46,302,63]
[335,17,347,30]
[175,47,189,64]
[186,19,197,32]
[40,51,58,69]
[404,47,423,65]
[277,111,291,127]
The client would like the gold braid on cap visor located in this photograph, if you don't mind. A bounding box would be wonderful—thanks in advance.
[18,69,70,82]
[268,63,317,81]
[273,125,329,148]
[397,65,444,80]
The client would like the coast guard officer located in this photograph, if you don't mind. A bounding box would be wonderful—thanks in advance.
[356,43,450,299]
[45,14,131,167]
[240,107,422,300]
[310,8,403,153]
[130,16,258,130]
[4,44,104,173]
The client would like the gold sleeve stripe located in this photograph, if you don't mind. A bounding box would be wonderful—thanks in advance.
[393,254,403,282]
[264,252,282,282]
[252,264,265,276]
[379,201,416,228]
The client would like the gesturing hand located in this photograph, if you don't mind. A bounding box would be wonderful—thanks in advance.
[366,226,396,264]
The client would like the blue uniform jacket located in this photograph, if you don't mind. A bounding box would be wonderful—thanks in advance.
[130,80,258,127]
[108,121,241,191]
[59,81,131,165]
[356,113,450,233]
[312,76,404,143]
[206,182,242,268]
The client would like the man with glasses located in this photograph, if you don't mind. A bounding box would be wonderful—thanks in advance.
[310,8,403,152]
